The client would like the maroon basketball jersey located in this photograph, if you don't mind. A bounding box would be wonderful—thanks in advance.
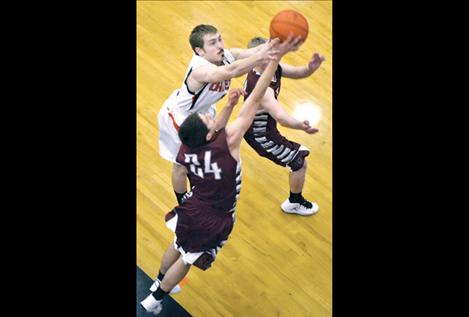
[244,65,282,101]
[176,129,241,213]
[243,65,282,138]
[241,64,308,172]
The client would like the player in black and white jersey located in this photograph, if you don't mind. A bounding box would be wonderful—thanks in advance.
[243,37,325,216]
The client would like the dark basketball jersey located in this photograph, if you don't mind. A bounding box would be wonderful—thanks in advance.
[171,129,241,253]
[243,66,282,137]
[176,128,241,213]
[244,65,282,100]
[242,65,309,172]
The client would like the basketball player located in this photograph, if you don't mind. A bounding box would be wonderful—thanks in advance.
[243,37,325,216]
[158,24,280,206]
[141,35,302,315]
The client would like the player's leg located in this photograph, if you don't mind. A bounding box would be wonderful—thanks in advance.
[149,243,183,294]
[160,244,181,274]
[159,257,191,292]
[282,157,319,216]
[290,158,307,193]
[141,257,191,314]
[245,127,319,215]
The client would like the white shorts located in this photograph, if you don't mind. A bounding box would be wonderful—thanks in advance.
[158,105,182,164]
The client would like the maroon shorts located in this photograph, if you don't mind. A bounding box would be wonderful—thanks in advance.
[244,127,309,172]
[165,203,234,255]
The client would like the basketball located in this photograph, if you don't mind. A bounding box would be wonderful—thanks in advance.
[269,10,309,42]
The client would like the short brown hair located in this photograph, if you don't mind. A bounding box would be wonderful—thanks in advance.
[247,37,267,49]
[189,24,218,54]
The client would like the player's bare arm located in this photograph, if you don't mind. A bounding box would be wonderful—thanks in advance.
[229,43,267,60]
[187,39,280,90]
[260,87,318,134]
[208,88,246,140]
[280,53,325,79]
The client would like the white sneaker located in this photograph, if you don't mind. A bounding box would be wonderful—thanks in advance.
[149,279,182,294]
[281,198,319,216]
[140,294,163,315]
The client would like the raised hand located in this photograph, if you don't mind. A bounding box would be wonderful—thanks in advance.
[276,33,304,59]
[257,38,281,63]
[227,88,247,107]
[308,53,325,72]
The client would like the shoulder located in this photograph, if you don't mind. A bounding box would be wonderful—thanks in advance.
[223,49,236,64]
[190,54,212,68]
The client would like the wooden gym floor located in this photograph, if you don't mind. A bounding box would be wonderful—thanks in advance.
[137,1,332,316]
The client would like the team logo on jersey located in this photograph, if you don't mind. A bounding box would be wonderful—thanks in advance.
[209,80,230,92]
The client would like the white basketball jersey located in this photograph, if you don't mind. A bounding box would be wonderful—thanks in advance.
[165,49,236,127]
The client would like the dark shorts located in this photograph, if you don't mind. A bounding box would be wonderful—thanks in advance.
[244,128,309,172]
[165,202,235,255]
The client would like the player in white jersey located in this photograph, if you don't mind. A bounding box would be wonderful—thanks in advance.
[157,24,280,205]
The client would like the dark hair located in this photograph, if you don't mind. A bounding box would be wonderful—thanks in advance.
[189,24,218,54]
[178,113,209,148]
[247,37,267,49]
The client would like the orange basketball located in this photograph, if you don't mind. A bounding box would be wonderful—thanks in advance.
[269,10,309,42]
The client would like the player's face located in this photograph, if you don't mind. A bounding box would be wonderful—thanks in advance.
[201,32,225,64]
[198,112,216,130]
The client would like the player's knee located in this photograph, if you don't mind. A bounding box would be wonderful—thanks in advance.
[289,158,307,173]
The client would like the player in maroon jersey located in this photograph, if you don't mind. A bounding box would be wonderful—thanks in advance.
[141,35,302,315]
[243,37,325,216]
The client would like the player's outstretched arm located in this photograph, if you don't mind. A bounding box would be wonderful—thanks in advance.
[190,39,280,84]
[207,88,246,140]
[280,53,325,79]
[229,43,267,60]
[260,87,318,134]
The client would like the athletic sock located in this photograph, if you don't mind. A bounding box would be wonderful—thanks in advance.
[289,192,312,208]
[152,286,169,301]
[289,192,302,203]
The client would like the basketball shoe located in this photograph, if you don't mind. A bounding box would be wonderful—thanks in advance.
[140,294,163,315]
[281,197,319,216]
